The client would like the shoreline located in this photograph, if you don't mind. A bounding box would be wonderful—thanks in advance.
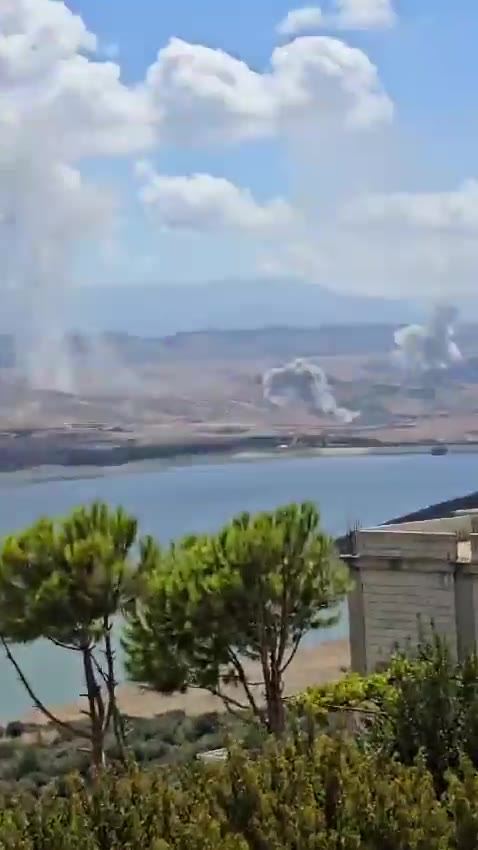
[1,431,478,477]
[21,640,351,728]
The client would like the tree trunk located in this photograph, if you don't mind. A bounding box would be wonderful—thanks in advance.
[104,624,127,762]
[266,662,286,736]
[82,646,105,769]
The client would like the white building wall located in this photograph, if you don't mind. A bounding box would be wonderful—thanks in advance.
[361,567,456,671]
[344,522,478,673]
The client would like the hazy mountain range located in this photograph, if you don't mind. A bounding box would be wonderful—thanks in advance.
[3,279,475,337]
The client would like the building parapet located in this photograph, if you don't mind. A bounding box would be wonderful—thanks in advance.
[356,529,460,562]
[346,512,478,674]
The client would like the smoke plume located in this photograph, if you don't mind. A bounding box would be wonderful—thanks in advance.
[0,0,152,392]
[393,303,462,374]
[263,357,359,423]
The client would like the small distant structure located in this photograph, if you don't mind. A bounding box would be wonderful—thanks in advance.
[343,511,478,673]
[196,748,227,764]
[431,444,448,456]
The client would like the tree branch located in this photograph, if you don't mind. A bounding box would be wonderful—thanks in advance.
[226,648,262,719]
[48,637,82,652]
[277,560,291,668]
[91,651,108,685]
[280,633,303,676]
[207,685,249,720]
[0,636,85,738]
[283,697,385,718]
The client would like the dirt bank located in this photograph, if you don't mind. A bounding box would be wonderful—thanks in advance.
[23,640,350,726]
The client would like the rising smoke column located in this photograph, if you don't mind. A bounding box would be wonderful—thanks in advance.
[0,158,111,391]
[0,0,153,392]
[393,303,462,374]
[263,357,359,423]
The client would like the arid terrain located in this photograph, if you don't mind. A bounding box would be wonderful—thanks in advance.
[2,323,478,470]
[23,640,350,727]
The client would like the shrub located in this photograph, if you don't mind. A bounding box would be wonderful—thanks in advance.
[293,669,394,733]
[0,734,466,849]
[0,740,16,761]
[192,711,220,738]
[147,710,187,745]
[6,720,25,739]
[373,634,464,780]
[15,746,41,779]
[132,738,172,764]
[294,633,478,793]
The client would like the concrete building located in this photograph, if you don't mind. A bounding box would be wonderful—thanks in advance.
[345,512,478,674]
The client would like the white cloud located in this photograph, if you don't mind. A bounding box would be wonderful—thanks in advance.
[259,182,478,298]
[277,7,324,37]
[343,181,478,234]
[136,164,299,234]
[0,0,155,259]
[145,35,393,145]
[145,38,276,145]
[335,0,396,30]
[8,0,478,309]
[272,36,393,131]
[0,0,97,60]
[277,1,396,36]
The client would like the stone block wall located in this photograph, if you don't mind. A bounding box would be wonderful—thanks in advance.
[348,527,462,673]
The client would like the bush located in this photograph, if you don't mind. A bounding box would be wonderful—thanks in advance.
[131,738,172,764]
[149,710,187,745]
[6,720,25,739]
[298,632,478,794]
[192,711,220,738]
[0,734,471,849]
[15,746,41,779]
[370,632,478,791]
[0,740,17,761]
[295,670,394,716]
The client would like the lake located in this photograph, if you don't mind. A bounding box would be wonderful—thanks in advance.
[0,451,477,720]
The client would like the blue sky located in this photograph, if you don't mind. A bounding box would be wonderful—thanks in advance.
[5,0,478,299]
[72,0,477,171]
[71,0,478,293]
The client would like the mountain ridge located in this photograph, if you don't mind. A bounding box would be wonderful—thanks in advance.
[1,280,424,336]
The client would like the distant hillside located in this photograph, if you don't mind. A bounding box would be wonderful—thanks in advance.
[0,324,406,368]
[157,324,398,361]
[0,280,423,337]
[74,280,425,335]
[1,322,477,368]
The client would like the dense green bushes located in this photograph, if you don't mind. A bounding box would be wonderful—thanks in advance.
[296,633,478,791]
[2,734,478,849]
[0,710,248,796]
[4,636,478,845]
[4,494,478,845]
[294,669,394,717]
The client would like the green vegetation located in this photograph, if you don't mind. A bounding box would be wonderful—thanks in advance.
[0,709,250,796]
[124,502,349,735]
[297,632,478,790]
[5,500,478,846]
[2,732,478,848]
[0,502,139,767]
[0,500,347,762]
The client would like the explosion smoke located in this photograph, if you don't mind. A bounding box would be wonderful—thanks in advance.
[0,160,109,393]
[0,0,150,394]
[393,303,462,374]
[262,357,359,423]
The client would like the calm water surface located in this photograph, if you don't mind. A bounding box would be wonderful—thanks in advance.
[0,452,476,720]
